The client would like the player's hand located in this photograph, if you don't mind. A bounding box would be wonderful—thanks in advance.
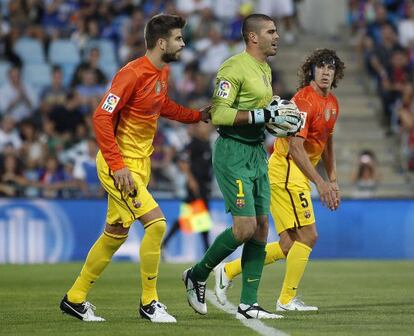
[199,105,211,122]
[316,180,339,211]
[330,181,340,209]
[113,167,136,195]
[252,97,302,133]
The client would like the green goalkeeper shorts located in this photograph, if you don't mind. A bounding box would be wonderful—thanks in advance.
[213,136,270,217]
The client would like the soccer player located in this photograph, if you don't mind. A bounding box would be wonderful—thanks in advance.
[214,48,345,312]
[182,14,302,319]
[59,14,209,323]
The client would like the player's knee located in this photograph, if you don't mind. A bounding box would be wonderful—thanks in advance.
[145,218,167,238]
[232,224,256,242]
[308,231,318,247]
[279,238,293,256]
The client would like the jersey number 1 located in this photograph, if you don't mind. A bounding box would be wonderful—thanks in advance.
[236,179,245,197]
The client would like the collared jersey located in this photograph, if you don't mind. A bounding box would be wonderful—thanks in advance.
[93,56,201,172]
[211,51,273,143]
[269,84,339,185]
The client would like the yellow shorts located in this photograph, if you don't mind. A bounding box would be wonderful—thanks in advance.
[270,184,315,234]
[96,151,159,228]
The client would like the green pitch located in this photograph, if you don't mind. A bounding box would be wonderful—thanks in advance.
[1,261,413,336]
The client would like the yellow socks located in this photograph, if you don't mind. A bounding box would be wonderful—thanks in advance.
[224,241,286,280]
[67,232,127,303]
[279,241,312,304]
[140,218,166,305]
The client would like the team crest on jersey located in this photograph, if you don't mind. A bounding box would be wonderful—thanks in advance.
[102,93,120,113]
[332,108,337,119]
[304,210,311,219]
[236,198,245,208]
[216,80,231,99]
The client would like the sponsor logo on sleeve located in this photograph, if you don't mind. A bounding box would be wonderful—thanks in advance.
[102,93,120,113]
[216,80,231,99]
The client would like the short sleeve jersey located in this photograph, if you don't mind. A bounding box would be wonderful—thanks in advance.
[211,52,273,143]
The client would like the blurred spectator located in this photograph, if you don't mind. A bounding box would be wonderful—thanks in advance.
[255,0,297,44]
[351,150,381,198]
[19,118,45,168]
[41,65,67,107]
[149,127,176,191]
[71,47,107,87]
[38,155,65,198]
[163,122,213,254]
[398,2,414,48]
[0,16,22,65]
[0,65,38,122]
[119,8,146,64]
[74,68,105,114]
[73,137,104,197]
[0,115,22,153]
[198,25,230,75]
[0,153,28,197]
[48,91,84,142]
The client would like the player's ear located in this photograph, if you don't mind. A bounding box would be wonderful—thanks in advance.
[158,38,167,51]
[249,32,258,44]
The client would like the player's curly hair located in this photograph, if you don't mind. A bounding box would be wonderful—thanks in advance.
[298,48,345,90]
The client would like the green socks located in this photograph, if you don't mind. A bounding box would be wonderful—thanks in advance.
[240,239,266,305]
[191,228,241,281]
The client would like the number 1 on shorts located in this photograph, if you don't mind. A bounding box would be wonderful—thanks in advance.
[236,179,245,197]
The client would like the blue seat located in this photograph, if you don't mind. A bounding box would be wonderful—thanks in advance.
[14,38,46,64]
[23,64,52,90]
[49,39,81,65]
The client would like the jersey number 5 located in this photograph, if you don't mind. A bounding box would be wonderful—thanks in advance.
[299,192,309,208]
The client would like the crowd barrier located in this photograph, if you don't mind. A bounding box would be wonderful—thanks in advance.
[0,198,413,263]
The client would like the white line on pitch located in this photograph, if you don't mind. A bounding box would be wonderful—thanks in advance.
[206,290,289,336]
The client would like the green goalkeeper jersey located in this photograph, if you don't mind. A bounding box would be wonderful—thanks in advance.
[211,51,273,143]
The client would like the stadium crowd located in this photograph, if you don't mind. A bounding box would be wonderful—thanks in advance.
[349,0,414,173]
[2,0,414,199]
[0,0,300,198]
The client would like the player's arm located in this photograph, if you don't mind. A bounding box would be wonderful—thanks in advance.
[93,67,137,194]
[210,64,298,128]
[160,97,206,123]
[289,136,338,211]
[322,133,340,206]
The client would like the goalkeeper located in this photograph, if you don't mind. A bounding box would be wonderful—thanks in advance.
[215,48,345,312]
[183,13,301,320]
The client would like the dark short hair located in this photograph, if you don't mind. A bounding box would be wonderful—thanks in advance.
[144,14,186,49]
[241,13,275,43]
[298,48,345,89]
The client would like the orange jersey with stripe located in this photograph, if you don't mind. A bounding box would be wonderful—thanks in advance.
[93,56,201,172]
[269,85,339,184]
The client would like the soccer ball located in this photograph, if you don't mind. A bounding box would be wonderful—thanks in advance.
[265,123,289,138]
[265,98,302,137]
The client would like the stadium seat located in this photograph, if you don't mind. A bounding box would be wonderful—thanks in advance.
[23,64,51,90]
[14,37,46,64]
[49,39,81,65]
[0,61,10,86]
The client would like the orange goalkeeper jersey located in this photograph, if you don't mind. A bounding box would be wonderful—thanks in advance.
[272,84,339,167]
[93,56,201,172]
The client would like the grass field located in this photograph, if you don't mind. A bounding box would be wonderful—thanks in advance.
[1,260,413,336]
